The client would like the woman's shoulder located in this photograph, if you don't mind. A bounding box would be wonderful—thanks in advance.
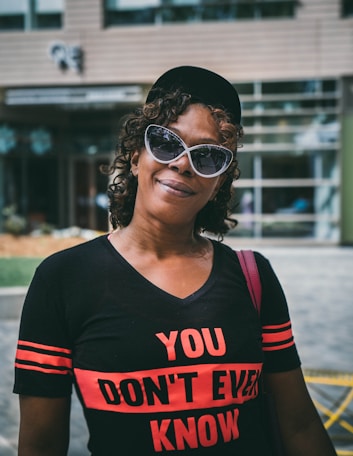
[211,239,269,265]
[212,240,279,287]
[37,234,109,273]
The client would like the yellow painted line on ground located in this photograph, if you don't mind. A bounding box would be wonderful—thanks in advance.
[305,376,353,387]
[302,370,353,453]
[304,370,353,377]
[323,388,353,430]
[313,399,353,434]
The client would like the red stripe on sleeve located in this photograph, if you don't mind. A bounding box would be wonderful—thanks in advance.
[262,341,295,352]
[261,321,295,352]
[262,321,291,331]
[17,340,71,355]
[262,328,293,345]
[15,339,72,375]
[14,362,72,375]
[16,348,72,369]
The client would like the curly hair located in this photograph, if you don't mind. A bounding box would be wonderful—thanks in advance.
[101,89,243,239]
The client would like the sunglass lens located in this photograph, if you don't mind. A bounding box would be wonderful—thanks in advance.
[147,127,184,161]
[190,147,230,176]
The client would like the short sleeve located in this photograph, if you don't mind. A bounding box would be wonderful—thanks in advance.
[254,252,301,374]
[13,262,73,397]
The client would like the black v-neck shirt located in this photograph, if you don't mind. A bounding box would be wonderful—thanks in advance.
[14,235,300,455]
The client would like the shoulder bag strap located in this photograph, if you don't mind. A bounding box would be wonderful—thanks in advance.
[236,250,262,315]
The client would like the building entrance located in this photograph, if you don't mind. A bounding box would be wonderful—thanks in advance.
[2,154,59,231]
[0,117,113,234]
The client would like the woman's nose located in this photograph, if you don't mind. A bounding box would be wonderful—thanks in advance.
[168,152,195,176]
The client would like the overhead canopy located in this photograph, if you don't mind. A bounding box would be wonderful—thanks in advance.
[5,86,143,106]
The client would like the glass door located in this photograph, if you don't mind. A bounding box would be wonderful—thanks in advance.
[69,157,110,232]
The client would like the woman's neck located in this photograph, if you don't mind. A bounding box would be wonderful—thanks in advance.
[110,219,208,258]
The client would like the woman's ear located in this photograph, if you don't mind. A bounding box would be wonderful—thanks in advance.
[130,151,140,177]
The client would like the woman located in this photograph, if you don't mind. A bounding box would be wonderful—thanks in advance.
[14,66,336,455]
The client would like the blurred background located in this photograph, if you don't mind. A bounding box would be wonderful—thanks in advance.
[0,0,352,455]
[0,0,352,243]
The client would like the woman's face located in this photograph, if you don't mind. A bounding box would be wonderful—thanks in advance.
[131,104,226,230]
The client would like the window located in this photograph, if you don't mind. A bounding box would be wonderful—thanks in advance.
[104,0,299,27]
[34,0,63,29]
[0,0,26,30]
[232,78,340,240]
[342,0,353,17]
[0,0,63,31]
[104,0,158,25]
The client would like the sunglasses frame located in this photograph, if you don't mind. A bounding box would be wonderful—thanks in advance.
[144,124,233,178]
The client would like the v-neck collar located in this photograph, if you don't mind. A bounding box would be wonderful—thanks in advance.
[103,235,220,303]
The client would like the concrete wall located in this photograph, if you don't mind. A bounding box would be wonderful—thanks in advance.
[0,287,27,319]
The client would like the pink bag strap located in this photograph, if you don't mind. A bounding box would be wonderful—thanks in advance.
[236,250,262,315]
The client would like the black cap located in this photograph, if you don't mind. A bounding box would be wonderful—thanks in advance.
[146,66,241,125]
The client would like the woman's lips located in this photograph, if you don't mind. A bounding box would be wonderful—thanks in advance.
[157,179,195,197]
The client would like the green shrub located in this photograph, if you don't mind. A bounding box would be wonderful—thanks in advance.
[2,206,27,236]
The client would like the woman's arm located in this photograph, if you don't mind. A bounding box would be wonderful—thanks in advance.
[264,367,337,456]
[18,395,71,456]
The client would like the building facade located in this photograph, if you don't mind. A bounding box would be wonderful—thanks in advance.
[0,0,352,242]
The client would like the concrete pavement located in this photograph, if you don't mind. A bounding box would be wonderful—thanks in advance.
[1,243,353,455]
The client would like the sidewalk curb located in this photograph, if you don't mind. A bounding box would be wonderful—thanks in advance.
[0,287,27,319]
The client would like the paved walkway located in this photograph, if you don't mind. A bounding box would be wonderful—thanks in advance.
[1,243,352,455]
